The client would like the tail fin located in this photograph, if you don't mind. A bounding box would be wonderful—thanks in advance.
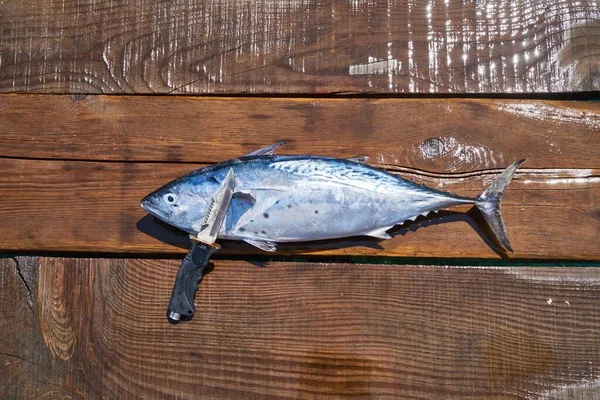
[475,160,525,253]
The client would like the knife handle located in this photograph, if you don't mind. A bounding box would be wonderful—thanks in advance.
[167,239,219,324]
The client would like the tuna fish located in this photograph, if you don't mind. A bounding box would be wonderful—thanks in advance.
[141,142,524,252]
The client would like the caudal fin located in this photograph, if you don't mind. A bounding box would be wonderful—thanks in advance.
[475,160,525,253]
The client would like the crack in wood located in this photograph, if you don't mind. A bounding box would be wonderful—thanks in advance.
[12,258,36,321]
[0,351,37,367]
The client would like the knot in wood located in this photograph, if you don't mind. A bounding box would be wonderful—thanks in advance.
[419,137,452,160]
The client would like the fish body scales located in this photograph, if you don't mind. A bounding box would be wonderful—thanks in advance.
[215,156,467,243]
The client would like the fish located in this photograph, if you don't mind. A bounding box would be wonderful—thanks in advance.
[141,142,524,252]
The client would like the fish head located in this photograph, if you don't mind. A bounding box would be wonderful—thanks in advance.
[141,171,221,234]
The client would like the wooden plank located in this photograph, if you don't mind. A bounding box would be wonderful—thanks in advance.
[0,0,598,94]
[1,157,598,258]
[1,96,597,257]
[1,95,599,171]
[3,257,600,399]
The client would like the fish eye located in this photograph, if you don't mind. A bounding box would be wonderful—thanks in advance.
[163,193,177,205]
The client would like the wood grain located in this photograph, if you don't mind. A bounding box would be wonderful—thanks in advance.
[0,0,598,94]
[4,257,600,399]
[0,157,598,258]
[1,95,599,171]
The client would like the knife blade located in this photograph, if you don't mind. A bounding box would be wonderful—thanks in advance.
[196,168,236,244]
[167,169,235,323]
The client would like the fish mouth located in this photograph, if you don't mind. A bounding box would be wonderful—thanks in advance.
[140,196,153,213]
[140,198,169,222]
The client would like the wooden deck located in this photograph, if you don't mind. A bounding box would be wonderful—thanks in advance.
[1,0,600,398]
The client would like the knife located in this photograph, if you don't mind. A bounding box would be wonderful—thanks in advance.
[167,169,235,324]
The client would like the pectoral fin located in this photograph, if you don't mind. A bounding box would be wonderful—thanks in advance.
[225,192,256,231]
[244,238,278,252]
[243,141,287,157]
[364,227,393,239]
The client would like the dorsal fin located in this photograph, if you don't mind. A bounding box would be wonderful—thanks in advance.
[243,141,288,157]
[346,156,369,163]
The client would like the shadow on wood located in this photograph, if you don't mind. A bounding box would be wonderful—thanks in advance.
[136,214,190,250]
[138,207,508,258]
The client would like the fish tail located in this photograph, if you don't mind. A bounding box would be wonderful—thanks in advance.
[474,159,525,253]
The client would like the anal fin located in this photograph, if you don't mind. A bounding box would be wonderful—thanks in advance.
[364,227,393,239]
[244,238,278,252]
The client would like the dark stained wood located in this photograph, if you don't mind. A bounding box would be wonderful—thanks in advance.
[1,157,598,258]
[0,257,81,399]
[3,257,600,399]
[1,95,599,171]
[0,0,598,94]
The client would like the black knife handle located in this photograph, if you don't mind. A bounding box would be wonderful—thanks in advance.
[167,239,219,324]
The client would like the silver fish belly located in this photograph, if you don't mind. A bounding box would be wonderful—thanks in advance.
[141,152,523,253]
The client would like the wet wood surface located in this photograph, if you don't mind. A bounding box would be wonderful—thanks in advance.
[3,256,600,399]
[1,95,599,258]
[2,0,599,397]
[0,0,599,94]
